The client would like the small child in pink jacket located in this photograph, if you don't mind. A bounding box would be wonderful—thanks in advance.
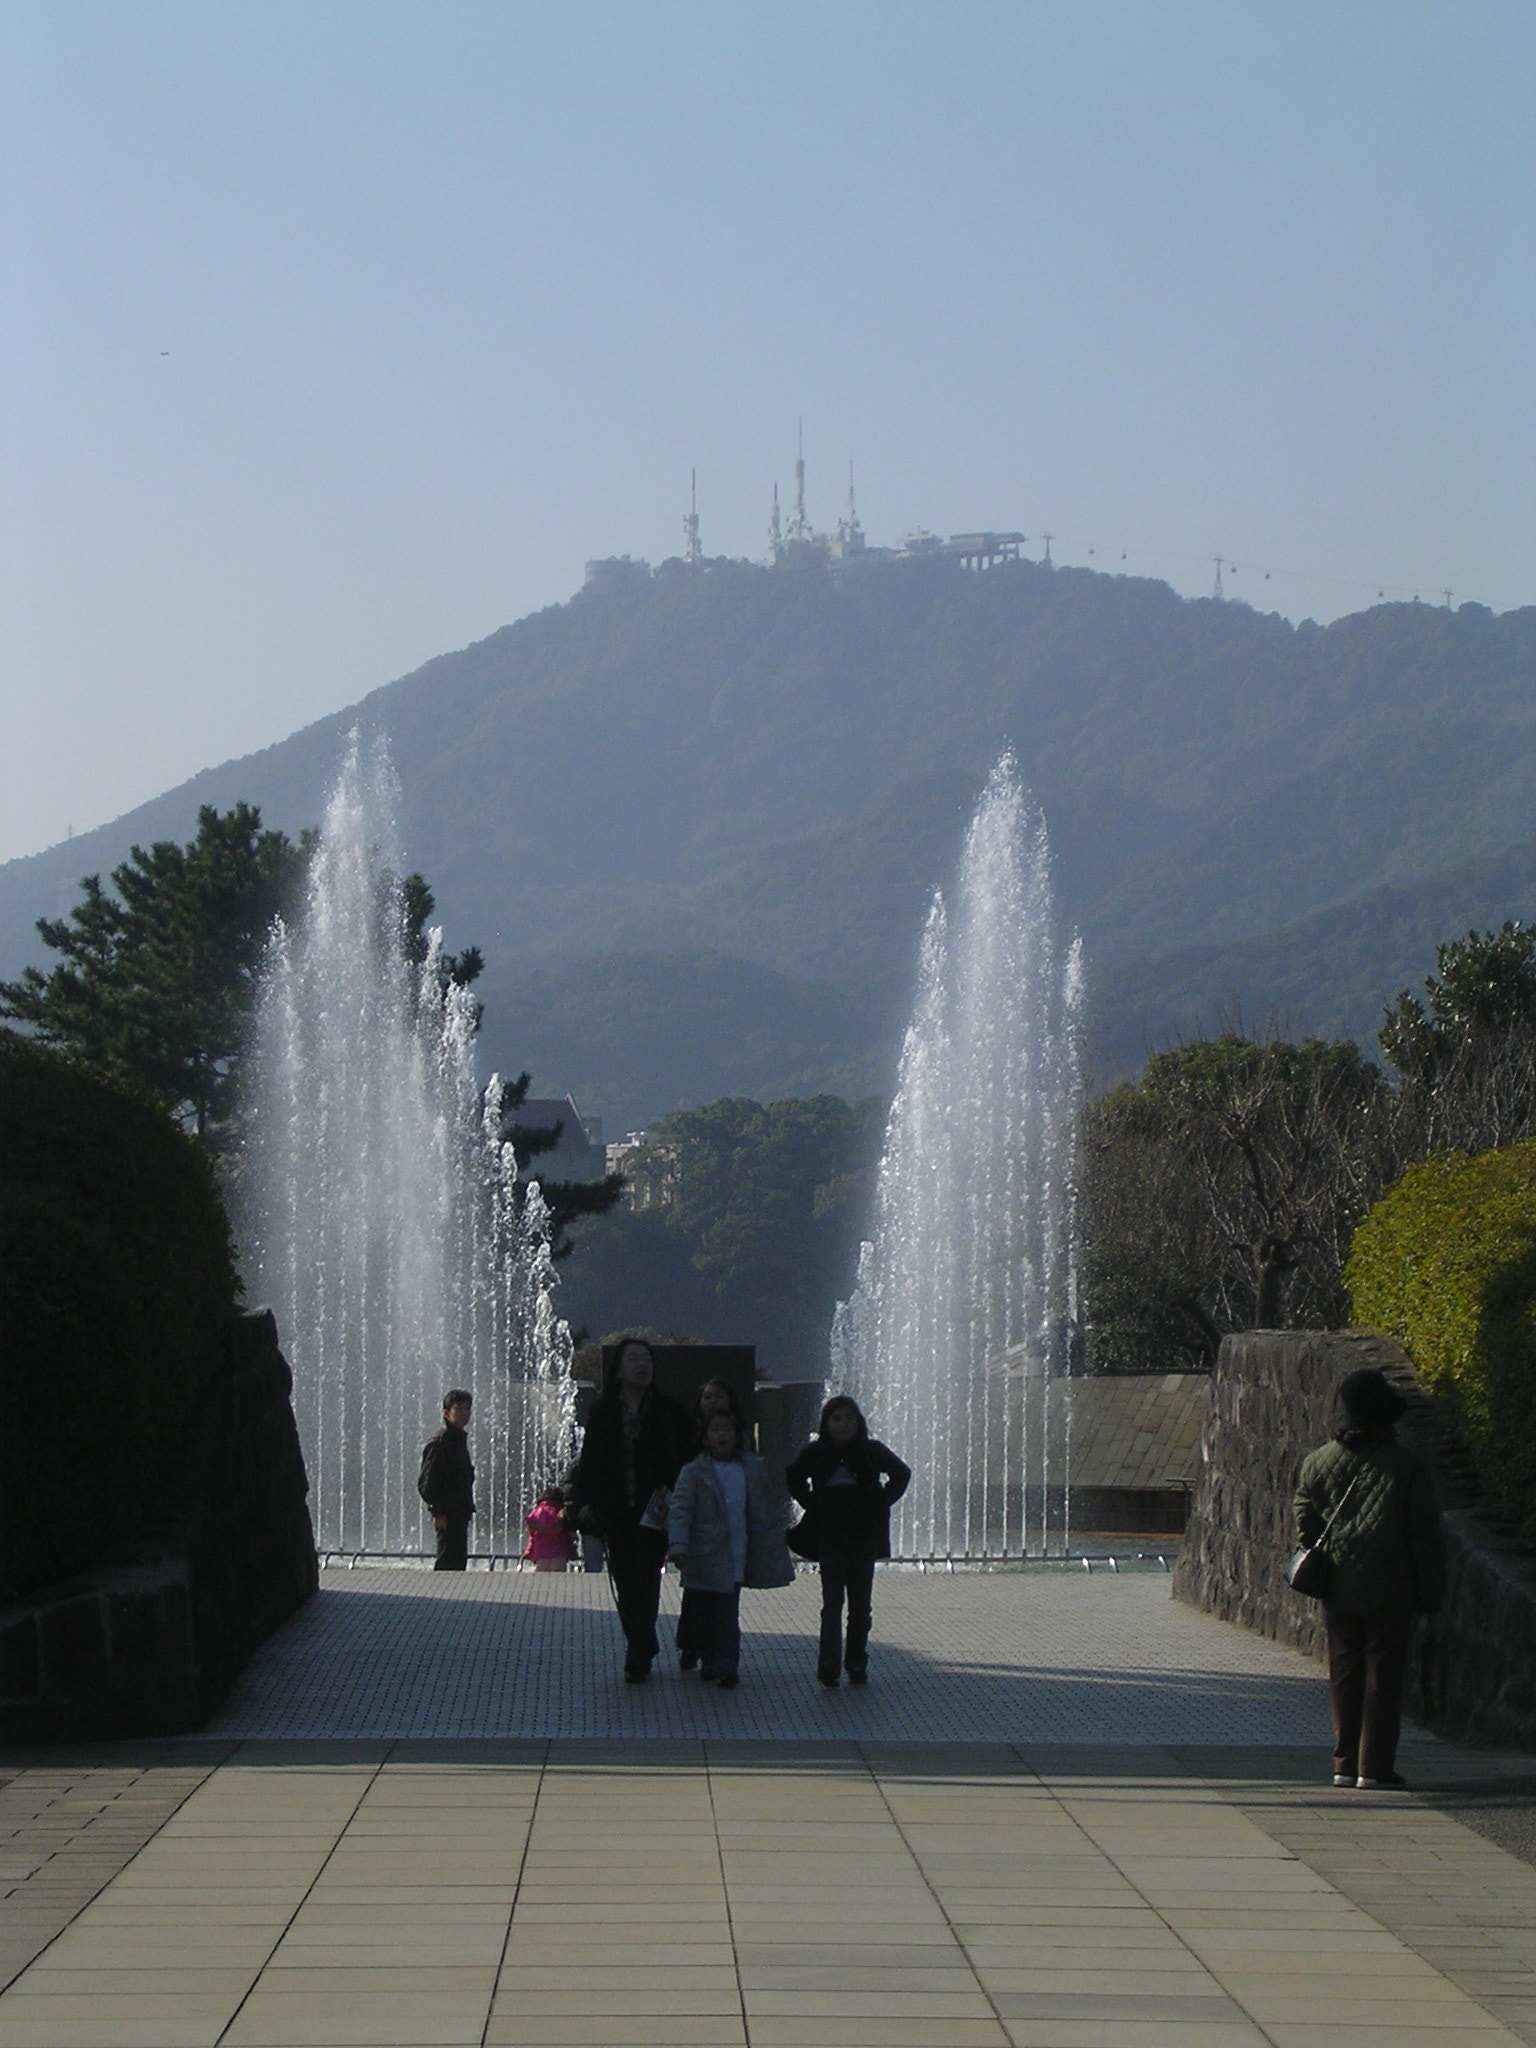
[524,1487,577,1572]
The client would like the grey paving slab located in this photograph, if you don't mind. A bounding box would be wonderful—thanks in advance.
[1178,1748,1536,2044]
[5,1743,1529,2048]
[205,1565,1332,1743]
[6,1575,1536,2046]
[0,1753,231,1994]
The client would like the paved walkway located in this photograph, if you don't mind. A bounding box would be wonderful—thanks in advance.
[205,1566,1332,1744]
[2,1569,1534,2048]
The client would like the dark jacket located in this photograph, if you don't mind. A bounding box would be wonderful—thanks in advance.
[1293,1433,1445,1616]
[668,1450,796,1592]
[568,1386,692,1547]
[785,1436,911,1560]
[418,1423,475,1522]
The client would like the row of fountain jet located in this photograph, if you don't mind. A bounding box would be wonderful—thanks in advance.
[236,741,1080,1560]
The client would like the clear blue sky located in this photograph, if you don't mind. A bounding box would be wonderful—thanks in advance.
[3,1,1532,862]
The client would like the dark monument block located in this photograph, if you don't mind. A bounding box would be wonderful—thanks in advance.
[599,1343,757,1427]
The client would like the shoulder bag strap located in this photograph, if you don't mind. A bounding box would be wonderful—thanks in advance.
[1315,1466,1362,1544]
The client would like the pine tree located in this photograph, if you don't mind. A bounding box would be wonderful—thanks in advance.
[0,805,311,1141]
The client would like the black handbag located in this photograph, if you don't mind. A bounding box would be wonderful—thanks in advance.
[786,1515,819,1562]
[1284,1470,1360,1601]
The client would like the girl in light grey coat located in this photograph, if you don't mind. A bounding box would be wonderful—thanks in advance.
[667,1412,793,1687]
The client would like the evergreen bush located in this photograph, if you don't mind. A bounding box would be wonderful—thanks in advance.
[1346,1138,1536,1531]
[0,1033,240,1602]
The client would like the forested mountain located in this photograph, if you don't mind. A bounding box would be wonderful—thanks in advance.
[4,555,1532,1127]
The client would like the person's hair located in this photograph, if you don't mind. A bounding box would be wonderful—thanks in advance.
[693,1375,745,1445]
[443,1388,473,1415]
[1333,1368,1407,1450]
[606,1335,656,1394]
[537,1485,564,1506]
[703,1408,742,1458]
[818,1394,868,1443]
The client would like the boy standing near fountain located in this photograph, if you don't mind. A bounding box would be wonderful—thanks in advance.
[418,1389,475,1570]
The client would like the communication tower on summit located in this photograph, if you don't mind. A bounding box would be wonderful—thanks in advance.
[836,462,865,555]
[788,418,809,540]
[768,483,782,555]
[1212,556,1226,601]
[683,469,702,566]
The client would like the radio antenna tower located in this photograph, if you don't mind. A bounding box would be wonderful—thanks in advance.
[768,483,782,557]
[789,418,808,539]
[839,460,863,547]
[683,468,701,566]
[1213,555,1226,601]
[1041,532,1053,568]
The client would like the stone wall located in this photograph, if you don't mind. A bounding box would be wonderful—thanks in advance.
[1173,1328,1536,1749]
[0,1310,317,1739]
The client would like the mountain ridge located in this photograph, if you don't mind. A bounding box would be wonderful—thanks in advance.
[5,557,1533,1125]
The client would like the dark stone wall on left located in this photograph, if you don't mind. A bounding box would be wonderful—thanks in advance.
[0,1310,317,1739]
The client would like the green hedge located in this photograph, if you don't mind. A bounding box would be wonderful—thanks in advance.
[0,1034,240,1602]
[1346,1138,1536,1533]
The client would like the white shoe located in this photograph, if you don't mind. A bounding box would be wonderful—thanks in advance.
[1333,1773,1353,1787]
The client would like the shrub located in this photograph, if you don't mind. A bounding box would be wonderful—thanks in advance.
[1346,1138,1536,1532]
[0,1033,240,1602]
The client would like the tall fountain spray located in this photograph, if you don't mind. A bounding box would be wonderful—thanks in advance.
[831,755,1082,1558]
[238,735,574,1557]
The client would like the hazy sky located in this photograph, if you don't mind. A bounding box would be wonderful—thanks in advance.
[3,2,1532,863]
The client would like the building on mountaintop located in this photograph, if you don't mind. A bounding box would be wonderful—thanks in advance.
[582,554,651,592]
[585,447,1029,585]
[766,434,1023,574]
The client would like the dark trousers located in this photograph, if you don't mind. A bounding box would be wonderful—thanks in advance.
[676,1586,705,1662]
[819,1545,876,1675]
[434,1518,470,1571]
[607,1531,667,1672]
[1326,1609,1413,1779]
[690,1587,742,1676]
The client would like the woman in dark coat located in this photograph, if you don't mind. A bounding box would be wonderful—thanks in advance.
[1293,1367,1445,1789]
[567,1336,692,1682]
[786,1395,910,1688]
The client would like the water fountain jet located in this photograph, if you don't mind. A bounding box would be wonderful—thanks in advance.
[832,755,1081,1558]
[237,734,573,1556]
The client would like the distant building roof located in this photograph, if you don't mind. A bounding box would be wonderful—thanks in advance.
[501,1094,605,1176]
[1065,1374,1206,1494]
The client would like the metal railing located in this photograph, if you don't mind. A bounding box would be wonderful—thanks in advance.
[316,1548,1175,1575]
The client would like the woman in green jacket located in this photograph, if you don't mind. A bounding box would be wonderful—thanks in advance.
[1293,1368,1445,1790]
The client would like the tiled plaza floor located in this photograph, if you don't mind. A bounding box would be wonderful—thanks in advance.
[3,1570,1534,2047]
[204,1566,1333,1743]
